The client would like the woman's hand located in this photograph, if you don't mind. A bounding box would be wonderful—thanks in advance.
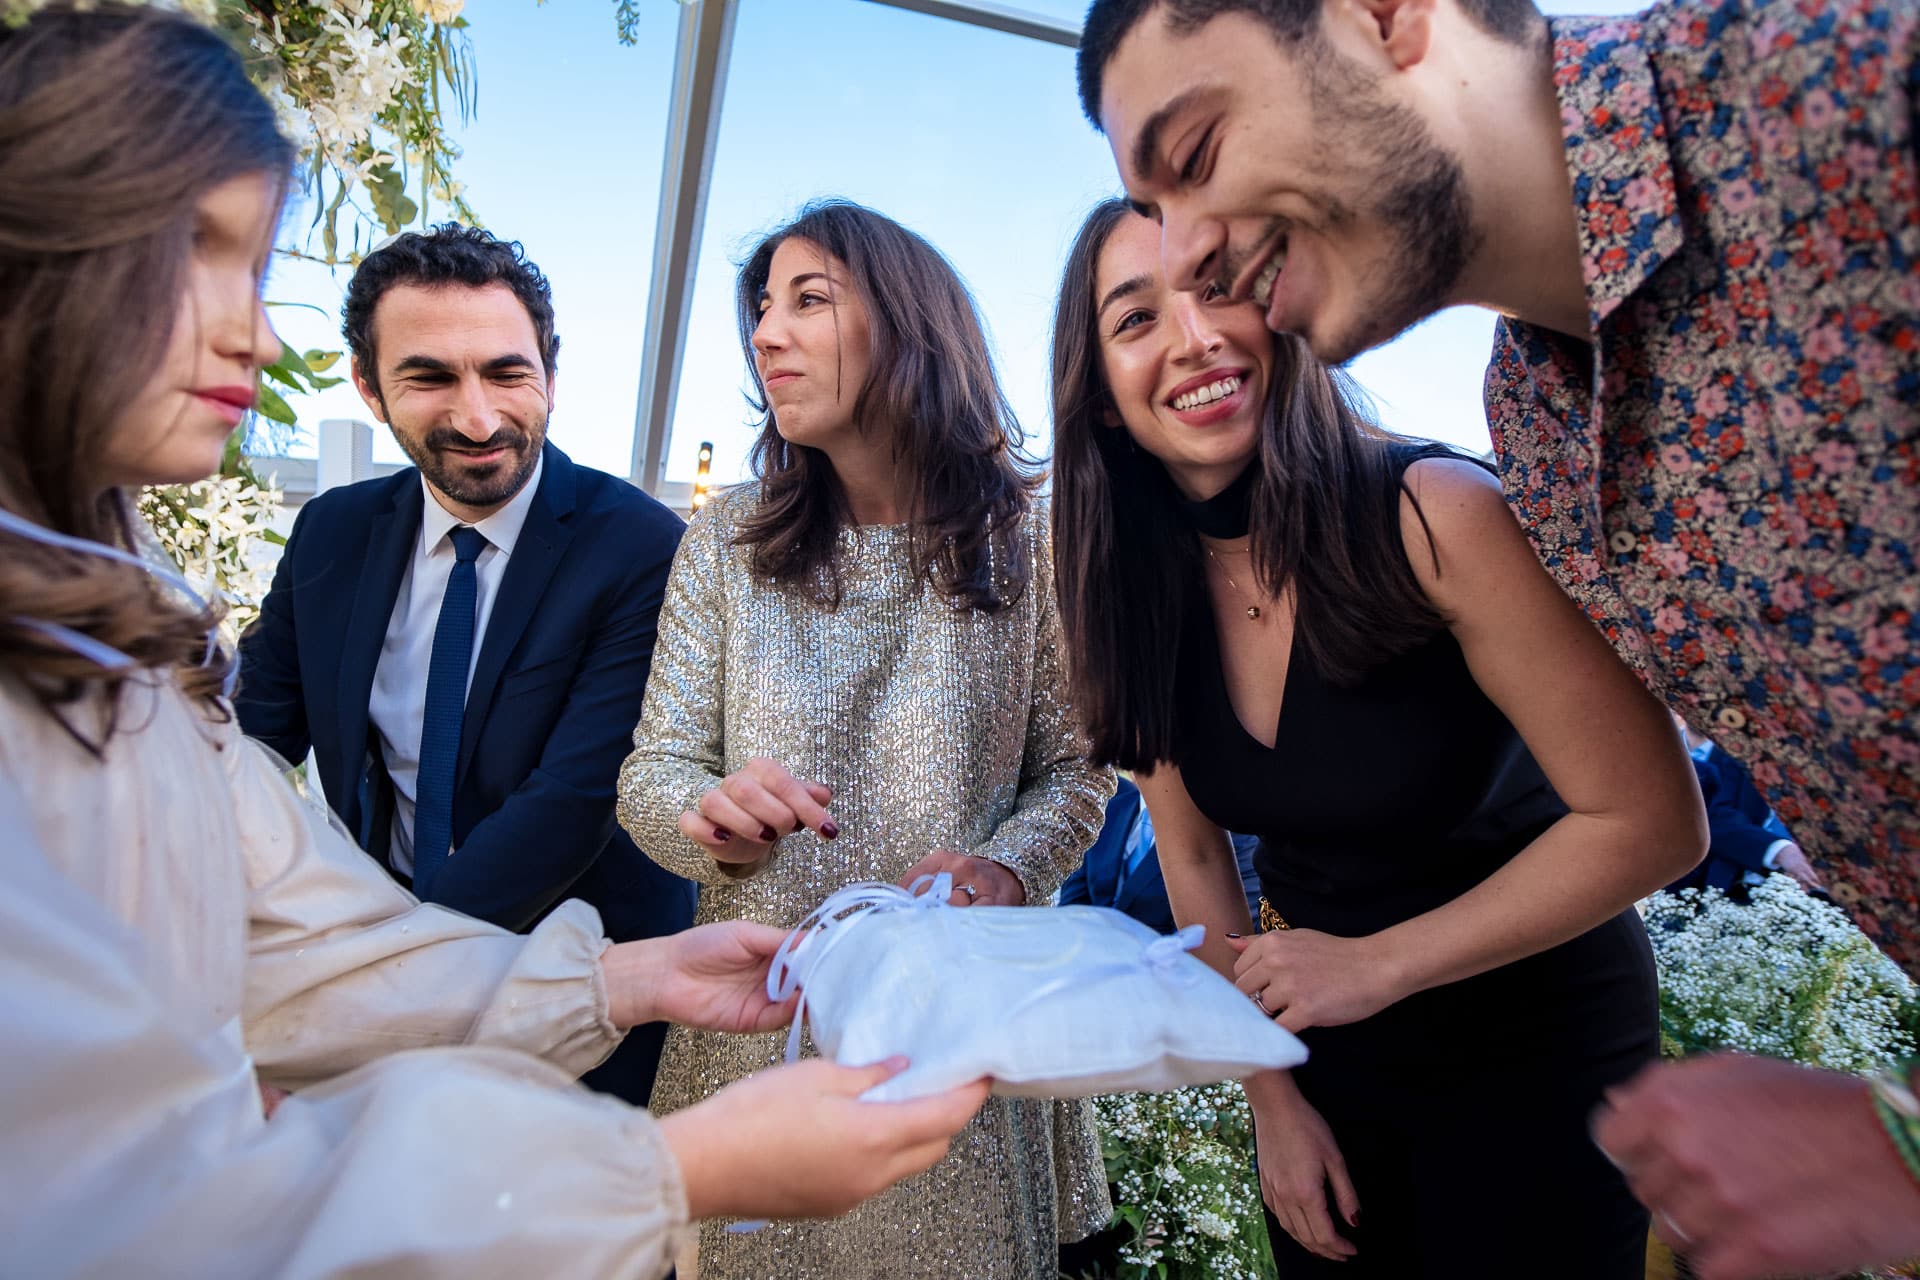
[1230,929,1404,1032]
[1247,1072,1360,1261]
[678,757,837,867]
[896,849,1026,906]
[602,921,798,1034]
[657,1056,990,1221]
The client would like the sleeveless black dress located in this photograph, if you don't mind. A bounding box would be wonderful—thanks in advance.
[1173,450,1657,1277]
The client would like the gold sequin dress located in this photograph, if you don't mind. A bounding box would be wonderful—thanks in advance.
[619,483,1115,1279]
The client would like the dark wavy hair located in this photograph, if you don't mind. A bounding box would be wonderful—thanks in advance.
[1076,0,1542,126]
[1050,200,1447,770]
[732,200,1040,613]
[0,3,293,726]
[343,222,559,397]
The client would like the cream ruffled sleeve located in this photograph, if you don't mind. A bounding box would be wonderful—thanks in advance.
[230,734,625,1086]
[0,774,689,1280]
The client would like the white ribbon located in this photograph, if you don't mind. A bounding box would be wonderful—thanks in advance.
[0,506,234,697]
[1000,922,1208,1023]
[764,872,955,1067]
[728,874,957,1235]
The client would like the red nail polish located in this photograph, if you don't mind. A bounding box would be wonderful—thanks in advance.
[760,824,779,842]
[820,820,840,840]
[713,827,733,843]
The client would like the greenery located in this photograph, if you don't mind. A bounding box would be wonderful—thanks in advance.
[1076,1083,1277,1280]
[1645,876,1919,1072]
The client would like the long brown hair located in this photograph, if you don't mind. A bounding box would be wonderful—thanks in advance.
[732,200,1040,612]
[0,4,292,720]
[1050,199,1447,770]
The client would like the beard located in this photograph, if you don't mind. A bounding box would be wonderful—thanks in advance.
[396,418,546,509]
[1333,99,1478,364]
[1230,45,1480,365]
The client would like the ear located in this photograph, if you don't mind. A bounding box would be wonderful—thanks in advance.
[1101,401,1124,429]
[350,358,390,424]
[1344,0,1435,71]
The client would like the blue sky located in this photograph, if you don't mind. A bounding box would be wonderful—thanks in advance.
[267,0,1644,485]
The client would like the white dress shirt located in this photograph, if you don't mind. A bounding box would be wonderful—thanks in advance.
[371,456,543,875]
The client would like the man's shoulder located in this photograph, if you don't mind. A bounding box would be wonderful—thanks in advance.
[564,458,686,540]
[298,466,416,525]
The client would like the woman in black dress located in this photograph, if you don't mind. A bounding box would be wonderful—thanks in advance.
[1048,200,1707,1276]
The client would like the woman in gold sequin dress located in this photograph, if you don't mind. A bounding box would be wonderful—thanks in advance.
[618,200,1116,1280]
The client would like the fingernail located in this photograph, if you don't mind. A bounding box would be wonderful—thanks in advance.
[820,820,840,840]
[760,824,779,842]
[1226,932,1243,939]
[714,827,733,843]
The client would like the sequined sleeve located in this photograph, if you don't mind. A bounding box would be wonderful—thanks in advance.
[617,499,741,886]
[968,511,1115,903]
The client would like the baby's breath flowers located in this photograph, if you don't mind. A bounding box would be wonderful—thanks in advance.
[1089,1082,1277,1280]
[1644,876,1919,1072]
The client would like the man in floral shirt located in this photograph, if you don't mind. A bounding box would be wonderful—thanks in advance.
[1081,0,1920,1274]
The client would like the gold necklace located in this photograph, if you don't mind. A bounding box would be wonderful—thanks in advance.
[1204,545,1263,621]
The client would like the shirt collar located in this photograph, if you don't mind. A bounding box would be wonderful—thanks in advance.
[1547,13,1687,331]
[418,453,544,559]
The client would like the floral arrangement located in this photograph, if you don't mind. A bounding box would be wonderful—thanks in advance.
[1083,1083,1277,1280]
[1643,875,1919,1072]
[137,461,285,637]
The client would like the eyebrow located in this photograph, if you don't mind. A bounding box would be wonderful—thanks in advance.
[1130,88,1208,183]
[391,354,539,376]
[1097,274,1153,318]
[759,270,838,304]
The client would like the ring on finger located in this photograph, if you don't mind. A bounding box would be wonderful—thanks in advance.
[1252,990,1270,1015]
[1656,1212,1693,1246]
[958,883,978,902]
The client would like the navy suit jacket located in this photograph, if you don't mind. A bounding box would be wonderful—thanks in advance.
[236,444,696,1099]
[1667,745,1786,893]
[1058,777,1261,932]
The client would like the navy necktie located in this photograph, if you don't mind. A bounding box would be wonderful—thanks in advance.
[412,525,486,897]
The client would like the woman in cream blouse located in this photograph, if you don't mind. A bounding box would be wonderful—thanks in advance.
[0,10,984,1275]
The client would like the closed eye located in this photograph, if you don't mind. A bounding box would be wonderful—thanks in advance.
[1177,126,1213,185]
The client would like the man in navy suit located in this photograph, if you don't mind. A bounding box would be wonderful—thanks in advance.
[237,225,695,1104]
[1666,719,1824,896]
[1058,777,1261,931]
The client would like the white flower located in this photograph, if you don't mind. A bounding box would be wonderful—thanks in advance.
[413,0,463,23]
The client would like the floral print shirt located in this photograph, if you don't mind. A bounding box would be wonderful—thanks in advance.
[1485,0,1920,967]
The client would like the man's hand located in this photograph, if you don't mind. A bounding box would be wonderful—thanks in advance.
[601,922,796,1033]
[1771,844,1823,892]
[1592,1053,1920,1280]
[657,1057,990,1221]
[896,850,1025,907]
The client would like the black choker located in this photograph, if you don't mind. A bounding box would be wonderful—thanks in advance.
[1178,464,1255,539]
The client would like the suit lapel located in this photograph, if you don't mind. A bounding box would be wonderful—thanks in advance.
[336,477,421,793]
[456,445,579,782]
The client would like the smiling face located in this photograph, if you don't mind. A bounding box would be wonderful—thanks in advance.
[1097,6,1475,364]
[353,282,551,519]
[1094,210,1275,501]
[750,236,875,452]
[99,172,283,491]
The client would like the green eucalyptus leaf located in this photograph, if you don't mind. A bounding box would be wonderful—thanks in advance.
[255,383,298,426]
